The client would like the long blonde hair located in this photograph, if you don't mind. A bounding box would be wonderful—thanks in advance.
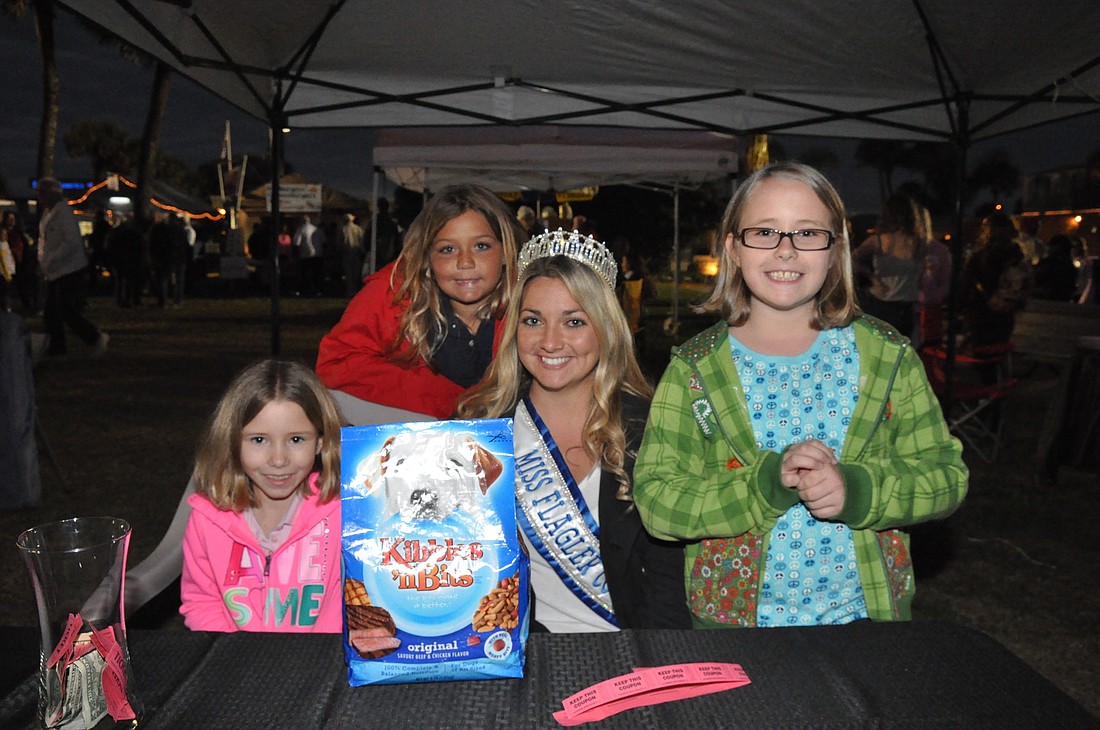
[193,359,342,511]
[698,161,859,329]
[457,256,651,498]
[389,184,524,365]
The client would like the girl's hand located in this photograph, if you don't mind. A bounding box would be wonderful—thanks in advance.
[780,439,837,488]
[793,461,846,520]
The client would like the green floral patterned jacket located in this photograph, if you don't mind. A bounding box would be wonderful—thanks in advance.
[634,317,968,627]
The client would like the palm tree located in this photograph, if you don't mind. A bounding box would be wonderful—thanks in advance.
[906,141,960,216]
[64,118,204,198]
[855,139,908,201]
[134,60,171,222]
[3,0,60,180]
[1088,147,1100,171]
[8,2,176,219]
[967,149,1021,210]
[1073,146,1100,209]
[75,19,174,222]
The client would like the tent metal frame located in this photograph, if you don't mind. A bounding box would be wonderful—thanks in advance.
[116,2,1100,142]
[74,0,1100,381]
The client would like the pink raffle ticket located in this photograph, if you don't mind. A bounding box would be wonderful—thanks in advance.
[553,661,751,726]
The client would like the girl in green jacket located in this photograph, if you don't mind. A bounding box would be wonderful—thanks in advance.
[634,161,968,628]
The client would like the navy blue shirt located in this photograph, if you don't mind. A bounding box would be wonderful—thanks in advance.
[430,299,494,388]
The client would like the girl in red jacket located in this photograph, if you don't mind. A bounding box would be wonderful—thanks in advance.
[316,184,525,420]
[181,359,343,631]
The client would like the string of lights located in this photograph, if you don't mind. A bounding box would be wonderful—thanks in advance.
[67,175,224,222]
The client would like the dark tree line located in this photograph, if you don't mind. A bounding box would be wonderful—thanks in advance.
[852,139,1023,218]
[4,0,173,223]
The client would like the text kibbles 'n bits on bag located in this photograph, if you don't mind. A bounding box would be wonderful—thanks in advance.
[340,419,530,685]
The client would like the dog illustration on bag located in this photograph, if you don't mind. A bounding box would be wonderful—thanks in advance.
[352,431,503,521]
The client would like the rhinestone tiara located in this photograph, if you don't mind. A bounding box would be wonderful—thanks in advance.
[517,228,618,289]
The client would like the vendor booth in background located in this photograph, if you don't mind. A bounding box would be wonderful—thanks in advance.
[238,173,370,296]
[42,175,223,295]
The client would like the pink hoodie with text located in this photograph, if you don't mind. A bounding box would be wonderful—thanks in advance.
[181,478,342,632]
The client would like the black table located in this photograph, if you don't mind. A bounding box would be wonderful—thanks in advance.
[1,621,1094,729]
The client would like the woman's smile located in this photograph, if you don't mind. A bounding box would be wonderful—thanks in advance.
[518,277,601,398]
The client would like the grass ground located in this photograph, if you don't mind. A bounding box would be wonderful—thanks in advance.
[1,291,1096,718]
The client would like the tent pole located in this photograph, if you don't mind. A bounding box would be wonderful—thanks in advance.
[913,0,969,410]
[944,97,971,409]
[269,104,286,356]
[370,168,379,275]
[672,184,681,335]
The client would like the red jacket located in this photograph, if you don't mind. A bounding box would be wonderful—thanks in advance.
[316,262,505,419]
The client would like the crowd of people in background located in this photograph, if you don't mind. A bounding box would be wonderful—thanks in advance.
[1,194,414,319]
[852,195,1095,353]
[1,181,1096,367]
[245,201,402,298]
[1,209,38,315]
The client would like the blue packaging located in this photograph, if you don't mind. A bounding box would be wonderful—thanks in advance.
[341,418,529,686]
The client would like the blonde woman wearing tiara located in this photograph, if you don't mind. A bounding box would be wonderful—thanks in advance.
[457,230,691,632]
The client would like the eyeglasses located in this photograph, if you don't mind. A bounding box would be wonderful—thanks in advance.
[738,227,835,250]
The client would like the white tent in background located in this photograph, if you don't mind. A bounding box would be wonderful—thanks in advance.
[372,126,738,193]
[372,125,741,330]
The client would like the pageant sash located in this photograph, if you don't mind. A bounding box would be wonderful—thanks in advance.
[514,398,618,626]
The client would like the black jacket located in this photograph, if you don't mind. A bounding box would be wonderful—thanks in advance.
[516,392,692,631]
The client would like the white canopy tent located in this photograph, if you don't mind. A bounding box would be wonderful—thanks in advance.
[372,126,739,193]
[56,0,1100,354]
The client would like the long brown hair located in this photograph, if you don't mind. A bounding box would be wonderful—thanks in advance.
[193,359,342,511]
[389,184,524,365]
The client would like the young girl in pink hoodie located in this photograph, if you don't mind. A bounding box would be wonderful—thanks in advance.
[181,359,343,632]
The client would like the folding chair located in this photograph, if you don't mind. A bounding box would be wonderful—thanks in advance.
[125,477,196,617]
[920,342,1018,462]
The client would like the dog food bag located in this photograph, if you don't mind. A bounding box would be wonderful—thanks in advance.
[341,418,529,686]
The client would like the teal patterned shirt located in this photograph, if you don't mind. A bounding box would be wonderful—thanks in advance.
[634,317,968,626]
